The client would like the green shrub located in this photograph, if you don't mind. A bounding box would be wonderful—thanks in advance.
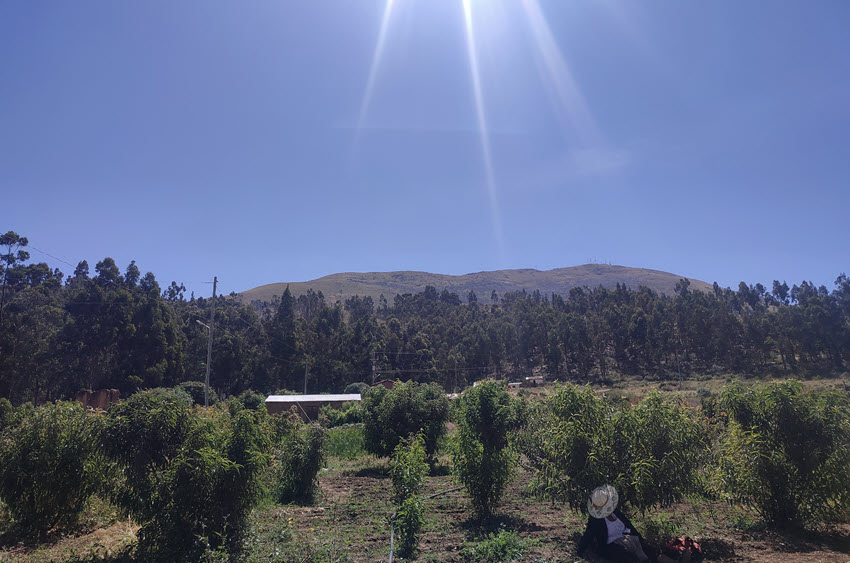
[102,390,193,495]
[460,527,527,562]
[139,385,194,408]
[176,380,219,405]
[269,409,299,443]
[235,389,267,410]
[716,381,850,528]
[274,422,327,504]
[362,381,449,462]
[391,435,427,504]
[612,393,708,509]
[451,381,517,521]
[344,382,370,395]
[515,385,602,507]
[391,435,428,559]
[5,401,34,430]
[319,401,363,428]
[700,392,718,421]
[395,495,425,560]
[0,397,12,431]
[603,392,631,409]
[0,401,106,534]
[101,390,270,560]
[519,384,707,513]
[637,512,682,545]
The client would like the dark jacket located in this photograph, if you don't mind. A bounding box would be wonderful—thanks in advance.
[577,508,643,555]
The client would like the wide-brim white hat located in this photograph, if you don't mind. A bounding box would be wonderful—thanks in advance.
[587,484,618,519]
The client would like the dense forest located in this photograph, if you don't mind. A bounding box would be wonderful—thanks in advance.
[1,231,848,404]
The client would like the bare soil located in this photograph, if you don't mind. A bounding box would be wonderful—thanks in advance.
[3,467,849,562]
[276,466,850,562]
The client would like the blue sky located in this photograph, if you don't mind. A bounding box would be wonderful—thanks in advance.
[2,0,849,299]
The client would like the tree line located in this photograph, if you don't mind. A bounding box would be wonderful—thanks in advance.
[1,231,848,404]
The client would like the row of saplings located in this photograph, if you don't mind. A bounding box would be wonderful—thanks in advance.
[2,379,850,560]
[359,379,850,558]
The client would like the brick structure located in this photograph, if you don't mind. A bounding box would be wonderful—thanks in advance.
[75,388,121,410]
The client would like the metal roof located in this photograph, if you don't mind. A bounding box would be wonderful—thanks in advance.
[265,394,361,403]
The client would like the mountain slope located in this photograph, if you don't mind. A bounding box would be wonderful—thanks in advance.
[238,264,713,304]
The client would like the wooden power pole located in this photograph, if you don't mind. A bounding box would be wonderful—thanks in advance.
[204,276,217,407]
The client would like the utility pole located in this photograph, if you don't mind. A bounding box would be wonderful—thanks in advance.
[454,359,459,393]
[303,359,309,395]
[371,350,376,385]
[204,276,217,407]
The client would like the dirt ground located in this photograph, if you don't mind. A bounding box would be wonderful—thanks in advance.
[277,466,850,562]
[2,466,850,562]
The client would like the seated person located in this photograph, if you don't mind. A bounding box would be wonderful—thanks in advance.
[576,485,653,562]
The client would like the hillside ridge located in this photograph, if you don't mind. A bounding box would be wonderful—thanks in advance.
[238,264,713,304]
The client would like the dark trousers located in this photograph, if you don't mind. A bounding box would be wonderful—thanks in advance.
[598,535,655,562]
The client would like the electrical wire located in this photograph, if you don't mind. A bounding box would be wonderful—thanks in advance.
[27,245,78,269]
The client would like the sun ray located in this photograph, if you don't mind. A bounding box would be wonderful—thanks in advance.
[357,0,396,132]
[462,0,505,261]
[521,0,601,146]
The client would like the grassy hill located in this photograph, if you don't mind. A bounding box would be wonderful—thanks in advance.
[238,264,714,304]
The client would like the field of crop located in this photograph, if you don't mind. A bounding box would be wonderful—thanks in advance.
[3,454,850,562]
[258,463,850,562]
[2,376,850,562]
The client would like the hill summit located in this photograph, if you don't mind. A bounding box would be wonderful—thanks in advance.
[238,264,712,304]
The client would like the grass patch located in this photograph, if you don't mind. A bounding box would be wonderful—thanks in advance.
[326,424,365,460]
[730,508,767,532]
[460,527,529,562]
[636,512,682,545]
[0,521,137,563]
[241,516,351,563]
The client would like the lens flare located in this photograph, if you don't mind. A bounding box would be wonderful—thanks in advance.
[358,0,396,131]
[522,0,600,146]
[462,0,505,260]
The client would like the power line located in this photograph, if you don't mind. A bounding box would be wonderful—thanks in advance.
[22,242,218,302]
[27,245,78,269]
[22,242,225,312]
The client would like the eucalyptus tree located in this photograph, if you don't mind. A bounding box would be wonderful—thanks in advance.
[0,231,29,325]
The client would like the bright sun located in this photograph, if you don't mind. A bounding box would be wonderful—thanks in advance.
[356,0,601,260]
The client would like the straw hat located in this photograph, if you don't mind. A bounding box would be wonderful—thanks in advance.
[587,484,618,519]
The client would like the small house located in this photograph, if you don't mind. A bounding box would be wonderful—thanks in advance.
[265,394,361,421]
